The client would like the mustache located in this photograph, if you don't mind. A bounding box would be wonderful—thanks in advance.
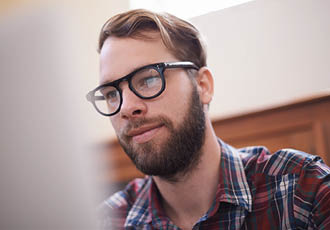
[121,116,173,136]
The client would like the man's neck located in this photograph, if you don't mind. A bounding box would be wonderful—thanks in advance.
[153,120,221,229]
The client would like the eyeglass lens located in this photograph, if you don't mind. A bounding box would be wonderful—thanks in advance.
[94,67,163,115]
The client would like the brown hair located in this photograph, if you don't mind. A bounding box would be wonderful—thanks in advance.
[98,9,207,68]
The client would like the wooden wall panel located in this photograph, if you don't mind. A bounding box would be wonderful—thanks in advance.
[212,95,330,164]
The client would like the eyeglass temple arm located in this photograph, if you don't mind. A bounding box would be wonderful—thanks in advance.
[86,93,105,102]
[164,61,199,70]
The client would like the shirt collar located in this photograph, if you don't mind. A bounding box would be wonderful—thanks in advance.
[124,177,153,227]
[124,177,169,228]
[124,138,252,227]
[216,138,252,212]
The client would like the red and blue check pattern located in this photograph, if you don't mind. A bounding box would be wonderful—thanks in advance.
[99,139,330,229]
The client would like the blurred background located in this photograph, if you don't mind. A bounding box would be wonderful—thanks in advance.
[1,0,330,228]
[1,0,329,142]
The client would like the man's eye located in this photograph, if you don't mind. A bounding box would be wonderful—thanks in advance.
[138,76,160,88]
[105,90,118,100]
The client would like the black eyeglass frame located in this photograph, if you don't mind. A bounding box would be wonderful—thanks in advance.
[86,61,199,116]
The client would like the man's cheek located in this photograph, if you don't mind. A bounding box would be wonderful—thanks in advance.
[110,118,121,133]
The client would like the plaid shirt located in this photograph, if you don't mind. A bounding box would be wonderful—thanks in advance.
[99,139,330,229]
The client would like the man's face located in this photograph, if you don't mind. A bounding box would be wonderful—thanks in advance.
[99,33,206,179]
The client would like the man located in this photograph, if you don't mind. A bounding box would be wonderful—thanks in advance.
[87,9,330,229]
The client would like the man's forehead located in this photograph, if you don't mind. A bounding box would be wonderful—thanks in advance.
[99,35,176,85]
[101,31,162,55]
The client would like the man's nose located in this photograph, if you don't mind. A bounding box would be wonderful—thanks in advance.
[119,83,147,119]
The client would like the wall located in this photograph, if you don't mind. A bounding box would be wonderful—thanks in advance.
[190,0,330,120]
[2,0,330,142]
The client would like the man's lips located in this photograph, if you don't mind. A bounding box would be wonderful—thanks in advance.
[126,123,164,144]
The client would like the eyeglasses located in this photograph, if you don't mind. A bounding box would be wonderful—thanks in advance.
[86,61,199,116]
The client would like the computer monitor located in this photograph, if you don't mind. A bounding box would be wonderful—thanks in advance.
[0,6,102,230]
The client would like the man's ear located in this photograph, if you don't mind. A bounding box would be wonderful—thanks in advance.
[195,67,214,105]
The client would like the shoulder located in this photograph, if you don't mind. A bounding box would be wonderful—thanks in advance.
[98,177,151,228]
[238,146,329,177]
[238,146,330,228]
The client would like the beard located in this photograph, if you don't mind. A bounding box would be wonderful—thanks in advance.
[117,85,206,180]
